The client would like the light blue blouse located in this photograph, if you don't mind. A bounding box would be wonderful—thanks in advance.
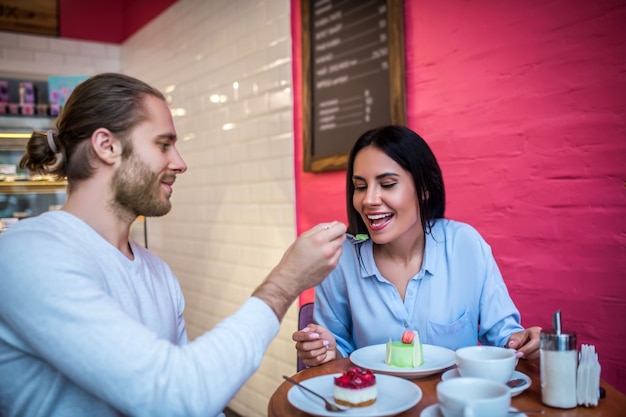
[314,219,523,357]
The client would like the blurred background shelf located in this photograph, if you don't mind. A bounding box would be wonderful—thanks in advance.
[0,180,67,194]
[0,78,149,243]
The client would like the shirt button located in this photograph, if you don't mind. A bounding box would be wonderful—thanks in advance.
[403,322,409,328]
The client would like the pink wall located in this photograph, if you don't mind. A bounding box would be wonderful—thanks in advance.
[59,0,178,43]
[292,0,626,393]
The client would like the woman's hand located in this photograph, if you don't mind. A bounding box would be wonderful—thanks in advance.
[292,323,341,368]
[507,326,542,361]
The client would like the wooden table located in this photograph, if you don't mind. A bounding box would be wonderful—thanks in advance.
[268,358,626,416]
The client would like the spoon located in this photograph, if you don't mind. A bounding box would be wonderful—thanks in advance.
[506,378,527,388]
[282,375,347,412]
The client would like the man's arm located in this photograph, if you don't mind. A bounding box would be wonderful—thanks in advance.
[252,221,346,320]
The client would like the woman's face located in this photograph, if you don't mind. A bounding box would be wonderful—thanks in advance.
[352,146,421,245]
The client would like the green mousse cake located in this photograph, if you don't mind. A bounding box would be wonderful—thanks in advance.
[385,330,424,368]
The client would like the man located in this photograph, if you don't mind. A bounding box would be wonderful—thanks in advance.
[0,73,346,417]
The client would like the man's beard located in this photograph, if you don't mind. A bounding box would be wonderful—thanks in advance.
[112,152,172,218]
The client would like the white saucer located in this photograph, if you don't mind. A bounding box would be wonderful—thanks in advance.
[420,404,443,417]
[421,403,528,417]
[440,369,531,397]
[350,344,456,378]
[288,373,422,417]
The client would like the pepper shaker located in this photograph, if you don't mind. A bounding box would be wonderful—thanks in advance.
[540,310,578,408]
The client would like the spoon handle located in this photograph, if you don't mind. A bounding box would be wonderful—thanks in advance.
[282,375,326,401]
[282,375,347,412]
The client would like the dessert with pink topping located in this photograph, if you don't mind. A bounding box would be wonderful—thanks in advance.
[385,330,424,368]
[333,366,377,407]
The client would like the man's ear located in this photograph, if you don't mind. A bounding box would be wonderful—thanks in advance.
[91,128,122,165]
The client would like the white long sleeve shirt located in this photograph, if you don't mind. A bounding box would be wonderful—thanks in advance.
[0,211,279,417]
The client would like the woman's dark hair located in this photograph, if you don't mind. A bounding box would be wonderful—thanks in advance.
[346,125,445,236]
[19,73,165,189]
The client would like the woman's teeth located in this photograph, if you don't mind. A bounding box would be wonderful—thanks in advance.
[368,213,392,226]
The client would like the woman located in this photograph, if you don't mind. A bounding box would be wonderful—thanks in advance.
[293,125,540,368]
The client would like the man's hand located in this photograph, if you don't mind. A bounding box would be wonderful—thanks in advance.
[252,222,346,320]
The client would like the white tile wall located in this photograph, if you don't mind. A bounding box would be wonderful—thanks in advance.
[0,32,121,78]
[123,1,297,416]
[0,0,297,415]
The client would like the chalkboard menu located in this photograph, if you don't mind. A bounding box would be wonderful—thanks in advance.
[302,0,406,172]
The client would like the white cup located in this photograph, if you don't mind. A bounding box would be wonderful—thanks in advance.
[437,377,511,417]
[455,345,517,384]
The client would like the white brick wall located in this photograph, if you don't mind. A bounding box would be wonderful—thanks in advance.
[122,1,296,416]
[0,0,297,415]
[0,32,121,78]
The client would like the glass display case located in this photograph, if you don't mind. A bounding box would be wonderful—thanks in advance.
[0,115,147,247]
[0,115,62,222]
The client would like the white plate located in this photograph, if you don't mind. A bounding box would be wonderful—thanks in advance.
[421,403,528,417]
[440,368,531,397]
[287,373,422,417]
[350,344,456,378]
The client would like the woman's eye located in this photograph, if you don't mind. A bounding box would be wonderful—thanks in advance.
[354,184,366,191]
[381,183,396,189]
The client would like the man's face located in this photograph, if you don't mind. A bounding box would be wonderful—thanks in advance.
[112,96,187,217]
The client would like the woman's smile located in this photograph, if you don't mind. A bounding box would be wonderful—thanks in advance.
[366,212,394,230]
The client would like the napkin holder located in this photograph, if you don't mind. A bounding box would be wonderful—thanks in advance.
[576,344,601,407]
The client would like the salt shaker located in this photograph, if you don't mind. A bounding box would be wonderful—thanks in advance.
[540,310,578,408]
